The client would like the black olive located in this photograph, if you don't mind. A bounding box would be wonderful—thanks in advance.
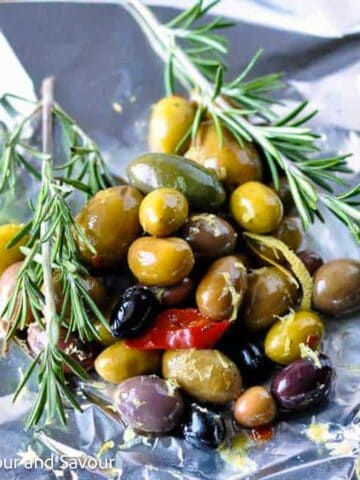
[110,286,157,338]
[183,403,225,449]
[217,339,273,384]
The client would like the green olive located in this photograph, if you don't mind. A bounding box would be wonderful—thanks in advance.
[243,266,298,331]
[196,255,247,321]
[148,96,196,154]
[0,224,27,276]
[186,121,263,187]
[128,237,194,287]
[95,341,161,383]
[234,386,277,428]
[162,349,242,404]
[230,181,283,233]
[75,186,143,269]
[139,188,189,237]
[264,310,324,365]
[94,320,116,346]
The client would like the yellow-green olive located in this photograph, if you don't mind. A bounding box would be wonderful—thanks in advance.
[186,122,263,187]
[0,224,27,276]
[162,349,242,404]
[128,237,194,287]
[94,320,117,346]
[95,341,161,383]
[234,386,277,428]
[75,186,143,269]
[148,96,196,154]
[264,310,324,365]
[230,181,283,233]
[196,255,247,321]
[243,267,298,331]
[139,188,189,237]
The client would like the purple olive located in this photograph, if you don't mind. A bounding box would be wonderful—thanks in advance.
[271,354,334,413]
[115,375,184,433]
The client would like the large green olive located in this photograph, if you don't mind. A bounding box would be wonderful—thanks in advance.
[186,121,263,187]
[264,310,324,364]
[148,96,196,154]
[312,259,360,315]
[128,237,194,287]
[127,153,226,211]
[242,266,298,331]
[75,186,143,269]
[162,349,242,404]
[230,181,283,233]
[196,256,247,321]
[95,341,161,383]
[181,213,237,259]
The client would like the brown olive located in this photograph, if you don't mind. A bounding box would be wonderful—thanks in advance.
[234,386,277,428]
[242,266,298,331]
[196,255,247,321]
[272,177,294,213]
[181,213,237,259]
[75,186,143,269]
[312,259,360,315]
[151,277,194,306]
[297,250,324,276]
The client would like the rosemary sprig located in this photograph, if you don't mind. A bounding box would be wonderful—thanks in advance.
[127,0,359,243]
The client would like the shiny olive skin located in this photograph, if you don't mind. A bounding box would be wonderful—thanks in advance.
[150,277,194,306]
[183,403,226,449]
[234,386,277,428]
[110,286,158,338]
[128,237,194,287]
[139,188,189,237]
[75,186,143,269]
[115,375,184,433]
[162,349,242,404]
[127,153,226,211]
[264,310,324,365]
[95,341,161,384]
[271,354,334,412]
[148,96,196,154]
[181,214,237,259]
[0,224,27,276]
[230,181,284,233]
[297,250,324,276]
[196,256,247,321]
[312,259,360,315]
[28,324,96,372]
[243,267,298,331]
[186,121,262,187]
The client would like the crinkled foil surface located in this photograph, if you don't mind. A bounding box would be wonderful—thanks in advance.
[0,1,359,479]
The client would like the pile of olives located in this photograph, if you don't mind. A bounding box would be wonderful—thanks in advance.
[1,95,359,450]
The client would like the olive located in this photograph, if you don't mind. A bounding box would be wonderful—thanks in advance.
[94,341,161,383]
[27,324,96,372]
[115,375,184,433]
[128,237,194,287]
[150,277,194,306]
[75,186,143,269]
[183,403,226,449]
[127,153,226,211]
[148,96,196,154]
[230,181,283,233]
[272,177,293,212]
[0,224,27,276]
[217,340,272,384]
[271,354,334,412]
[94,320,117,346]
[234,386,277,428]
[139,188,189,237]
[100,173,127,188]
[312,259,360,315]
[185,121,262,187]
[264,310,324,365]
[196,256,247,321]
[297,250,323,276]
[162,349,242,404]
[110,286,158,338]
[242,267,298,331]
[181,214,237,259]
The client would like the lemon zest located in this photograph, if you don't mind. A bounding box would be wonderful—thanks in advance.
[96,440,115,458]
[299,343,321,368]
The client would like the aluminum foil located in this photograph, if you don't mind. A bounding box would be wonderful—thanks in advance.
[0,1,359,479]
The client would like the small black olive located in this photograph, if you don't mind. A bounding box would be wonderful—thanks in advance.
[183,403,225,449]
[110,286,157,338]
